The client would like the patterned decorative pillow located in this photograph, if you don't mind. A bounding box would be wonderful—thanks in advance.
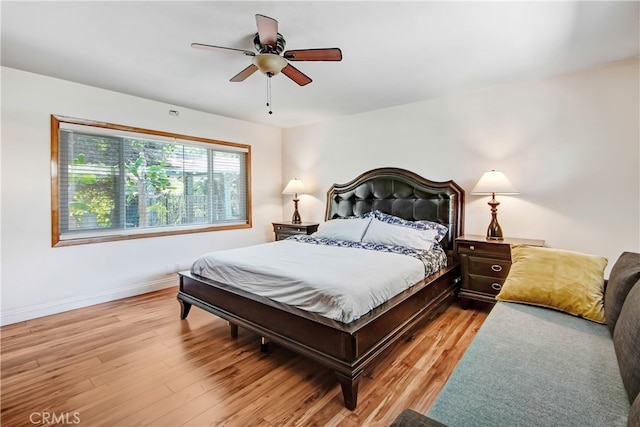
[362,210,448,242]
[362,218,439,251]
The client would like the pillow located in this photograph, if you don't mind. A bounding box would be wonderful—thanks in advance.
[496,245,608,323]
[604,252,640,334]
[613,281,640,403]
[314,217,371,242]
[362,218,439,250]
[362,210,448,242]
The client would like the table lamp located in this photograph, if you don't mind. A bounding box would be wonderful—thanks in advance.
[282,178,304,224]
[471,170,518,240]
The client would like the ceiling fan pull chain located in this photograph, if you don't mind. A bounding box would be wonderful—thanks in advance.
[267,73,273,115]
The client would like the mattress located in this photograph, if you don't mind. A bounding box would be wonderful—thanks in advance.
[191,236,447,323]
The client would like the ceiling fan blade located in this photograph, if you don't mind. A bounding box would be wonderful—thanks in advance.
[255,14,278,48]
[191,43,254,56]
[230,64,258,82]
[284,48,342,62]
[281,64,312,86]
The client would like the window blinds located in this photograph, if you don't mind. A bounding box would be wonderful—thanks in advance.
[54,117,250,243]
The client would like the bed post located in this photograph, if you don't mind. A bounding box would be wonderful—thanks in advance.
[229,322,238,339]
[178,299,192,319]
[335,371,362,411]
[260,336,269,352]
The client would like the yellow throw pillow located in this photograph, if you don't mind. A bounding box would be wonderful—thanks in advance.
[496,245,608,323]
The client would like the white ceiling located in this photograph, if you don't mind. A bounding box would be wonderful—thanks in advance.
[2,1,638,129]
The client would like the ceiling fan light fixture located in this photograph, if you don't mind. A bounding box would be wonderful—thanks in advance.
[253,53,288,76]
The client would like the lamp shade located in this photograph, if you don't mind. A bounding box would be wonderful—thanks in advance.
[471,170,518,195]
[282,179,305,195]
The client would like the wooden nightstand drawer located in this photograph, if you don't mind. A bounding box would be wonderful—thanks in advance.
[272,222,319,241]
[274,224,306,233]
[467,256,511,279]
[457,240,511,259]
[467,275,506,295]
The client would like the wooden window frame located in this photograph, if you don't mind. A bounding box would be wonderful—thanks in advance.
[51,115,252,247]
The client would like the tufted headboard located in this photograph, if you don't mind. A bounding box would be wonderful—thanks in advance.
[325,167,465,253]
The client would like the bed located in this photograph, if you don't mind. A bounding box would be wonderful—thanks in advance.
[177,167,465,410]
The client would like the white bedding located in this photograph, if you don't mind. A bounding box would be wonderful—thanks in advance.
[191,238,446,323]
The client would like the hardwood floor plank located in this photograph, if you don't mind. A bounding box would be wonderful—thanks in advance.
[244,356,338,426]
[1,357,101,407]
[112,379,215,426]
[1,287,489,427]
[181,352,312,425]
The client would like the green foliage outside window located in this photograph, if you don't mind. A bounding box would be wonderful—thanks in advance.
[53,115,250,246]
[64,132,246,232]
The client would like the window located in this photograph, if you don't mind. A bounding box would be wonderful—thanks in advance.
[51,115,251,246]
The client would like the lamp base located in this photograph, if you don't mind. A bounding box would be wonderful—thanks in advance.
[486,197,504,240]
[291,198,301,224]
[486,218,504,240]
[486,233,504,241]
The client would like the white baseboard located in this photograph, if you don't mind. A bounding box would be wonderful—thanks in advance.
[1,275,179,326]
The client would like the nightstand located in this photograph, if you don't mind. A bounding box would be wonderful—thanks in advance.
[272,222,319,241]
[456,234,545,306]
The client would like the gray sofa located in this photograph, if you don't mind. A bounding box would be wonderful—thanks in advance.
[392,251,640,427]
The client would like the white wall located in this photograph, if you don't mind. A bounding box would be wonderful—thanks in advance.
[282,59,640,275]
[1,67,283,325]
[3,60,638,325]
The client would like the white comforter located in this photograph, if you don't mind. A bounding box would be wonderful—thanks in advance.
[191,239,437,323]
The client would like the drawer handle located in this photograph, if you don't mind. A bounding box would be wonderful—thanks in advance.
[491,264,503,272]
[277,226,282,230]
[491,283,502,291]
[469,245,475,251]
[297,228,302,232]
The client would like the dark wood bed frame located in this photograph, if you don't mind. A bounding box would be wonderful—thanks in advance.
[177,167,465,410]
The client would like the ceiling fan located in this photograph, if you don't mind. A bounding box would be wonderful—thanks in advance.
[191,14,342,87]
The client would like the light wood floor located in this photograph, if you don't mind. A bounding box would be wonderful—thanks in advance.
[1,287,490,427]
